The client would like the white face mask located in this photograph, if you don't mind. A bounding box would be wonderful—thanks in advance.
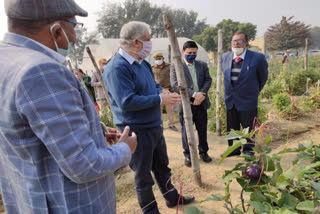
[232,47,244,56]
[130,40,152,59]
[50,23,73,57]
[155,60,163,65]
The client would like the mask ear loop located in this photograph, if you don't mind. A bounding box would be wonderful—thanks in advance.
[50,23,70,50]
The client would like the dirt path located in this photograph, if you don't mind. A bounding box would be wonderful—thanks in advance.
[116,111,320,214]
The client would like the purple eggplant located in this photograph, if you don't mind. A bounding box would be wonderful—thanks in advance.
[245,164,261,180]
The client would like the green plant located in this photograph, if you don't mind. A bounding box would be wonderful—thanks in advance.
[186,127,320,214]
[99,106,115,128]
[272,93,300,119]
[298,91,320,113]
[272,93,291,112]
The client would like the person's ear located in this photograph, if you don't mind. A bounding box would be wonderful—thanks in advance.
[50,23,63,40]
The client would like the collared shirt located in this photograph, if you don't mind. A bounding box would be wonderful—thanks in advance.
[0,32,131,214]
[231,49,247,85]
[233,48,247,60]
[118,48,143,64]
[184,58,199,94]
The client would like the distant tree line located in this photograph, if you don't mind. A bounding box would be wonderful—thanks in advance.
[97,0,208,39]
[72,1,320,64]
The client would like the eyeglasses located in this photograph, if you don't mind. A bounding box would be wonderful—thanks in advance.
[63,20,84,30]
[231,39,246,44]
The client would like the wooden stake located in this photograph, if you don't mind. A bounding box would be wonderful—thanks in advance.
[216,29,223,136]
[304,38,309,70]
[85,47,111,107]
[168,45,172,63]
[67,60,88,93]
[163,14,202,186]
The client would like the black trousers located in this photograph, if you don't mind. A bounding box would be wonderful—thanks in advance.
[117,126,179,214]
[226,106,257,153]
[179,104,209,158]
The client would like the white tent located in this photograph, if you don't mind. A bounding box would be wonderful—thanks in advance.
[80,37,210,76]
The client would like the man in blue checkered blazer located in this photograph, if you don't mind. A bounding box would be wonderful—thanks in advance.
[0,0,137,213]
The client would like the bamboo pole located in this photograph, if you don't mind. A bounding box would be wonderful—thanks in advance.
[85,47,111,107]
[215,29,223,136]
[163,14,202,186]
[304,38,309,70]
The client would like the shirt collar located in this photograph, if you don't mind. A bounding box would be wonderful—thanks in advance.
[1,32,66,64]
[118,48,143,65]
[183,57,195,66]
[233,48,247,60]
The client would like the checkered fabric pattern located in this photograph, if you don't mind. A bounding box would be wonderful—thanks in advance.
[0,32,131,214]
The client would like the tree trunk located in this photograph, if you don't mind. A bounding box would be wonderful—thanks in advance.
[163,14,202,186]
[304,38,309,70]
[216,29,223,136]
[85,47,111,107]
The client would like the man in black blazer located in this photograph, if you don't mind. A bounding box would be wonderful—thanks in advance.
[170,41,212,167]
[221,32,268,158]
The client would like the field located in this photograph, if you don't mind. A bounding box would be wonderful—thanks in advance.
[0,56,319,213]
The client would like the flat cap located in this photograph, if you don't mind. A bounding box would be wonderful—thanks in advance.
[5,0,88,20]
[153,52,163,58]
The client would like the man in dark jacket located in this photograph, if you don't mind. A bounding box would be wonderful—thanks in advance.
[170,41,213,167]
[221,32,268,157]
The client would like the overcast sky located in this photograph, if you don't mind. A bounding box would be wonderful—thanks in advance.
[1,0,320,38]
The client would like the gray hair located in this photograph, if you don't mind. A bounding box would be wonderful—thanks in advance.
[120,21,151,46]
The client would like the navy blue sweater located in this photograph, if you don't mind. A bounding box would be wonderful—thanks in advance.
[103,53,162,127]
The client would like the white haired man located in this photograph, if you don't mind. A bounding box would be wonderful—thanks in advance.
[103,21,195,214]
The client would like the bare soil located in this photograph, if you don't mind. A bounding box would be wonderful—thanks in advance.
[116,109,320,214]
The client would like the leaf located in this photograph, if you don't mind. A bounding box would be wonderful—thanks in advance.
[250,189,267,202]
[303,141,314,150]
[224,131,242,140]
[263,144,272,154]
[283,167,294,180]
[272,208,299,214]
[247,201,270,213]
[218,172,240,183]
[203,194,224,202]
[297,161,320,179]
[315,146,320,159]
[271,162,283,185]
[263,137,272,145]
[246,207,255,214]
[296,200,315,211]
[185,207,205,214]
[242,127,250,135]
[219,141,243,164]
[276,175,291,190]
[260,155,275,172]
[231,207,244,213]
[278,193,297,209]
[293,151,313,163]
[278,147,305,154]
[311,181,320,199]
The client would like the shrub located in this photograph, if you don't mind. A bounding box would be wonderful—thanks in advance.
[272,93,291,112]
[186,128,320,214]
